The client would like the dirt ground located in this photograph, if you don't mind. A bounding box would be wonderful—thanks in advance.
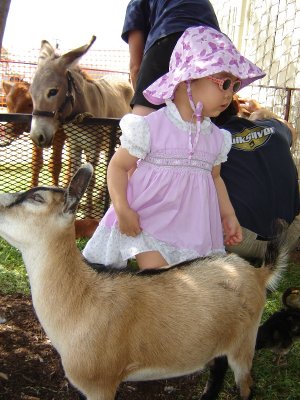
[0,249,299,400]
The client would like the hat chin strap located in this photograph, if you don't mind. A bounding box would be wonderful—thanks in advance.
[186,80,203,159]
[186,80,203,117]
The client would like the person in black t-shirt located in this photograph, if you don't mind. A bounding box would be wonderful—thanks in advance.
[213,97,300,259]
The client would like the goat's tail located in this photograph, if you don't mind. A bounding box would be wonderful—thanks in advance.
[262,219,289,291]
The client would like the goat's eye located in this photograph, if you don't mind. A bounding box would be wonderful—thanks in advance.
[48,88,58,98]
[27,193,45,204]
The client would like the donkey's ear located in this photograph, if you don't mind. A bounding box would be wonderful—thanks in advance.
[63,164,93,214]
[58,36,96,70]
[38,40,55,65]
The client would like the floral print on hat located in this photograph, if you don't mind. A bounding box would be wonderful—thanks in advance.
[143,26,265,106]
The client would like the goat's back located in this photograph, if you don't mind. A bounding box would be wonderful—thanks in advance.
[75,254,267,376]
[128,255,265,320]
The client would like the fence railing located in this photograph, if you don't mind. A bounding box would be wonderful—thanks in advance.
[0,114,121,220]
[1,82,299,221]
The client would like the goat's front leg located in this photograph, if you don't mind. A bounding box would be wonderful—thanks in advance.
[77,391,86,400]
[81,385,118,400]
[200,356,228,400]
[70,376,118,400]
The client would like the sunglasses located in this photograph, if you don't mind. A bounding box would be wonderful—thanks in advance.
[206,76,242,93]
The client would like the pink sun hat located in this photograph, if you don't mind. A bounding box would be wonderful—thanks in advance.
[143,26,266,105]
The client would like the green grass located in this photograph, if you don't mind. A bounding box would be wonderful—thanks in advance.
[0,238,30,294]
[0,237,89,294]
[0,162,73,192]
[0,163,32,192]
[1,237,300,399]
[217,261,300,400]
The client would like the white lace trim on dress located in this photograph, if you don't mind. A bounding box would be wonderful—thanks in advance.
[119,114,151,158]
[82,225,225,269]
[165,100,212,134]
[143,153,213,172]
[213,129,232,165]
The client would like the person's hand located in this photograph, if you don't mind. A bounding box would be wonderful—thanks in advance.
[236,95,262,117]
[222,215,243,246]
[117,207,142,237]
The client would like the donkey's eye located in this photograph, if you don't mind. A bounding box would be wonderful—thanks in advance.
[48,88,58,98]
[27,193,45,204]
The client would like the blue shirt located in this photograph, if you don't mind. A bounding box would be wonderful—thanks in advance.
[121,0,220,54]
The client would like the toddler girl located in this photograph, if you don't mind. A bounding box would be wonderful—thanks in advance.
[83,26,265,269]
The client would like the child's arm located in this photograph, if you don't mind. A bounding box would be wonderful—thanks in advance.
[212,165,243,246]
[107,147,141,236]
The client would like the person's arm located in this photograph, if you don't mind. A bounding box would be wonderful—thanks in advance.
[249,108,297,147]
[128,30,145,90]
[237,96,297,147]
[107,147,141,236]
[212,165,242,246]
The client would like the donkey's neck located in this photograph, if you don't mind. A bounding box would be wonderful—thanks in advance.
[71,69,105,117]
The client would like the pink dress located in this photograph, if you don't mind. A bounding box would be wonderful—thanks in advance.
[83,101,232,268]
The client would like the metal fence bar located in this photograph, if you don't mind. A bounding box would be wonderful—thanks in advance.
[0,114,121,220]
[1,84,299,224]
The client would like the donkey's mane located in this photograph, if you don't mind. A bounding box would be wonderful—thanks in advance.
[68,65,95,83]
[78,69,94,83]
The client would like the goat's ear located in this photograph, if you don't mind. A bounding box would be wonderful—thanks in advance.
[3,80,13,94]
[63,164,94,214]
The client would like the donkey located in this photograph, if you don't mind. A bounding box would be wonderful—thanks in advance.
[2,81,99,233]
[3,80,66,187]
[0,164,288,400]
[29,36,133,215]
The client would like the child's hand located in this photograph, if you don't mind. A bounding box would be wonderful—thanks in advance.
[222,215,243,246]
[117,207,142,237]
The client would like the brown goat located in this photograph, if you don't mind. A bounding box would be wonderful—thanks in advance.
[0,164,288,400]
